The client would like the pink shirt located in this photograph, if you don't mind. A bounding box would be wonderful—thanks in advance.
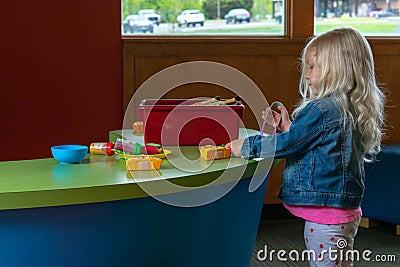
[283,203,362,224]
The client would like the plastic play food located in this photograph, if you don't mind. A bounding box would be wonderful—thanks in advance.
[142,145,160,155]
[132,121,144,134]
[90,142,115,155]
[200,145,231,160]
[201,96,241,106]
[191,96,221,106]
[145,143,162,148]
[125,156,162,170]
[114,138,142,155]
[114,149,170,159]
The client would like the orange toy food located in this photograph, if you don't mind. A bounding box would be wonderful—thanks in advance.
[200,145,231,160]
[132,121,144,134]
[125,155,162,170]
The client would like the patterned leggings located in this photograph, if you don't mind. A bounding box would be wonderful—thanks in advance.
[304,218,361,267]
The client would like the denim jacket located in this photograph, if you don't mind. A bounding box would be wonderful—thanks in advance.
[241,95,364,208]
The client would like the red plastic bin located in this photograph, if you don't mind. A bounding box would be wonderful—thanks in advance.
[139,99,244,145]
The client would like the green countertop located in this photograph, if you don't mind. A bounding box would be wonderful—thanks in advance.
[0,129,273,210]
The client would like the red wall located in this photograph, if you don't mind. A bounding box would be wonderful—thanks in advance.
[0,1,123,161]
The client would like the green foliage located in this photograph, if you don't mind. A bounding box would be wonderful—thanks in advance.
[252,0,273,19]
[122,0,203,23]
[156,0,182,23]
[181,0,202,11]
[202,0,218,19]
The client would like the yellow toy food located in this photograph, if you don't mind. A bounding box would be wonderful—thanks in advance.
[125,156,162,170]
[200,145,231,160]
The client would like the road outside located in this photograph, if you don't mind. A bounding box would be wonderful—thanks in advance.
[123,19,282,35]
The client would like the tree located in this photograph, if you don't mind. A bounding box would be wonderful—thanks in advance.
[156,0,183,23]
[121,0,203,23]
[122,0,142,18]
[252,0,273,19]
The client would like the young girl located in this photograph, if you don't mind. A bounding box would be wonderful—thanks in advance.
[227,27,385,266]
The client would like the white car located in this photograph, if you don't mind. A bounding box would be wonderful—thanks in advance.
[138,9,161,25]
[177,10,205,27]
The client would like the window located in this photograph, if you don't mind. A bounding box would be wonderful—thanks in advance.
[121,0,286,36]
[315,0,400,35]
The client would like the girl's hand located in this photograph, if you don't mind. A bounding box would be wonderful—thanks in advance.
[225,139,244,157]
[262,104,292,132]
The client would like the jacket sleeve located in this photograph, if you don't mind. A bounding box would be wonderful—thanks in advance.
[241,102,325,159]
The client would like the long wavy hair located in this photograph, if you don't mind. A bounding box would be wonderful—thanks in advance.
[293,27,386,161]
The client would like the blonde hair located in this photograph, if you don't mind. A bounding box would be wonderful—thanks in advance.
[294,27,385,161]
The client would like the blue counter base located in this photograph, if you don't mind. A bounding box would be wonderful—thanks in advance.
[0,175,268,267]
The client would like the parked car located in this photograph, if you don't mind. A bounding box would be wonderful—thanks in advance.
[225,8,251,24]
[122,15,154,34]
[177,10,205,27]
[369,8,394,18]
[138,9,161,25]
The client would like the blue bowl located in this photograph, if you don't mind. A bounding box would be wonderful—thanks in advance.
[51,145,88,164]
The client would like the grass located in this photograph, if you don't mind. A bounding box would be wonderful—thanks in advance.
[168,20,283,35]
[315,17,400,35]
[181,29,282,34]
[186,25,282,35]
